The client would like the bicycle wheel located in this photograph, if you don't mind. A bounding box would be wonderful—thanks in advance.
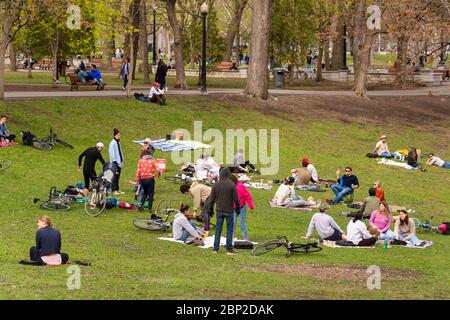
[40,201,70,211]
[84,189,107,217]
[251,239,283,256]
[0,159,12,172]
[133,218,167,231]
[55,137,74,149]
[290,243,323,254]
[155,199,172,216]
[33,140,53,151]
[164,176,182,182]
[412,218,421,229]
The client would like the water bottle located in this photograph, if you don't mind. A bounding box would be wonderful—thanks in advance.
[383,240,388,249]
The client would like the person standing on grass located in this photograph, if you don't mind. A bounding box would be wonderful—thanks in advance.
[77,142,106,196]
[109,129,125,196]
[208,167,240,255]
[119,57,130,91]
[231,174,254,241]
[306,204,347,241]
[28,215,69,266]
[135,149,159,212]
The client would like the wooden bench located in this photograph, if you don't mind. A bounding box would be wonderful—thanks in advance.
[216,61,234,71]
[38,60,52,70]
[65,72,105,91]
[434,69,450,81]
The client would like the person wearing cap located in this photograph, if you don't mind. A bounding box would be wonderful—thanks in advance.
[426,153,450,169]
[149,82,166,105]
[109,129,125,195]
[301,157,318,183]
[78,142,106,196]
[373,135,396,158]
[306,204,346,241]
[272,177,316,208]
[140,138,155,158]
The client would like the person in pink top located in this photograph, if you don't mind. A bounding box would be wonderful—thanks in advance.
[369,203,395,242]
[231,174,255,240]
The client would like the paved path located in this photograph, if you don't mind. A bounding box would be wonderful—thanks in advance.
[4,85,450,99]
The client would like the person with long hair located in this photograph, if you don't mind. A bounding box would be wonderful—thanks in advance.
[29,216,69,265]
[272,177,316,208]
[344,213,378,247]
[155,59,168,91]
[172,204,204,243]
[394,210,428,247]
[407,147,422,169]
[369,203,395,242]
[230,174,255,241]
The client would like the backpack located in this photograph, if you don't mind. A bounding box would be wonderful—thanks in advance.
[233,240,254,249]
[21,131,35,146]
[366,153,378,158]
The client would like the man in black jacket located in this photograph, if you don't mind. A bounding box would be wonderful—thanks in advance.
[209,167,240,255]
[78,142,106,195]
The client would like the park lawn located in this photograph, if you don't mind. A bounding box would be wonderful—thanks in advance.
[0,96,449,300]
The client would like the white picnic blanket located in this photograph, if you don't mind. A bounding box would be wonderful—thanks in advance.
[377,158,416,170]
[133,139,212,152]
[244,182,273,190]
[269,201,317,211]
[158,236,258,249]
[322,240,376,249]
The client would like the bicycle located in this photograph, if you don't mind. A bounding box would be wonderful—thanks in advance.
[32,128,74,151]
[412,216,440,232]
[84,173,113,217]
[0,159,12,172]
[251,236,322,257]
[164,173,195,184]
[34,187,72,211]
[133,199,173,231]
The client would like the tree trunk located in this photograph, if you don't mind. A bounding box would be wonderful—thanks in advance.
[52,27,59,87]
[0,46,6,100]
[130,0,140,81]
[244,0,274,100]
[28,54,32,78]
[8,44,17,71]
[166,0,188,89]
[140,0,149,84]
[316,39,324,82]
[330,22,344,71]
[396,33,409,82]
[224,0,248,62]
[324,40,330,71]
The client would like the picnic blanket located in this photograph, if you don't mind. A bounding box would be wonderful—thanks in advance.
[377,158,416,170]
[244,182,272,190]
[269,201,317,211]
[0,141,15,147]
[158,236,257,249]
[322,240,376,249]
[133,139,212,152]
[295,185,326,192]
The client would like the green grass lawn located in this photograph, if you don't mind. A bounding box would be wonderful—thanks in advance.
[0,96,449,300]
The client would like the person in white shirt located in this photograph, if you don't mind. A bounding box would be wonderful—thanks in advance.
[272,177,316,208]
[373,135,396,158]
[343,213,377,246]
[301,157,318,183]
[149,82,166,105]
[426,153,450,169]
[173,204,205,243]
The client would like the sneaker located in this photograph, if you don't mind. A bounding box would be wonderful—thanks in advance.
[325,198,333,205]
[212,250,218,254]
[112,191,121,196]
[226,249,237,256]
[416,241,427,248]
[138,206,144,212]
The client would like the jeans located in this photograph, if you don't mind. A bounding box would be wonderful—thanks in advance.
[397,234,421,246]
[112,165,121,192]
[78,70,90,83]
[178,221,197,242]
[140,178,155,211]
[214,211,234,251]
[379,229,395,241]
[443,162,450,169]
[233,206,248,240]
[330,184,353,204]
[380,152,396,159]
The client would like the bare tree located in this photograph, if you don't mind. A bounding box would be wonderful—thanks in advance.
[223,0,248,62]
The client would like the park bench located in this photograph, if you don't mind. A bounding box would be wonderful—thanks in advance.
[65,72,105,91]
[434,68,450,81]
[38,60,52,70]
[216,61,234,71]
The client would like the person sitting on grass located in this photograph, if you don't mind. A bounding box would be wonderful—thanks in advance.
[87,64,105,89]
[0,115,16,143]
[339,212,377,247]
[231,148,259,174]
[373,135,397,158]
[173,204,205,243]
[25,215,69,266]
[290,167,312,186]
[272,177,316,208]
[369,203,395,242]
[407,147,422,169]
[326,167,359,205]
[343,187,380,219]
[305,204,347,242]
[394,210,429,247]
[373,180,385,203]
[301,157,318,183]
[149,82,166,105]
[426,153,450,169]
[180,181,213,231]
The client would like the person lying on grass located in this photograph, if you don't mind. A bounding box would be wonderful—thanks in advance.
[326,167,359,205]
[369,203,395,243]
[426,153,450,169]
[393,210,429,248]
[25,215,69,266]
[173,204,205,243]
[305,203,347,242]
[272,177,316,208]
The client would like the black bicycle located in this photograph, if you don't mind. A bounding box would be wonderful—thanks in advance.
[34,187,73,211]
[32,128,74,151]
[251,236,322,257]
[84,174,113,217]
[133,199,173,231]
[0,159,12,172]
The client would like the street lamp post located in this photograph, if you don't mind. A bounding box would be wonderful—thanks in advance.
[341,24,348,70]
[200,2,209,94]
[152,4,157,66]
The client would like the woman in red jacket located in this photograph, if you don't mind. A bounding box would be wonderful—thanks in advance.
[135,149,160,212]
[231,175,255,240]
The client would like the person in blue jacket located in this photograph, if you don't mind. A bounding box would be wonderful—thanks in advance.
[88,64,105,89]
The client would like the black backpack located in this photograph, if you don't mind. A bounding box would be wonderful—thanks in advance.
[21,131,36,146]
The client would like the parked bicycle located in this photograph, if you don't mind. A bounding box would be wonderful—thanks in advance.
[31,128,74,151]
[84,170,114,217]
[251,236,322,257]
[133,199,174,231]
[302,67,317,81]
[412,216,440,233]
[34,187,74,211]
[0,159,12,172]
